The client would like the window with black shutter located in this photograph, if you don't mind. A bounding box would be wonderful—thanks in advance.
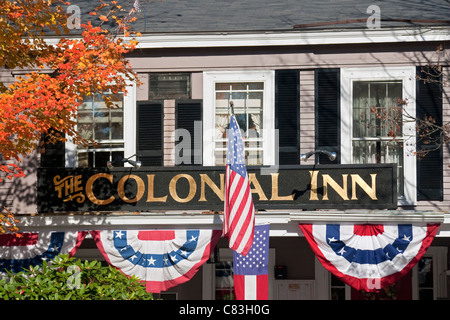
[40,130,65,167]
[315,69,340,164]
[275,70,300,165]
[175,100,202,165]
[136,101,164,166]
[416,66,443,201]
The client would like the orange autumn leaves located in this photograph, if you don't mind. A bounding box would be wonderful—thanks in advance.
[0,0,139,181]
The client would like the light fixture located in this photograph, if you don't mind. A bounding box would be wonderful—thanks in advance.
[301,150,337,164]
[107,154,141,170]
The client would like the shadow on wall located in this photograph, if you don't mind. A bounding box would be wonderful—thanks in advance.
[0,151,39,215]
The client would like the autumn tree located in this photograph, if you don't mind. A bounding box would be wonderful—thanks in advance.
[0,0,140,232]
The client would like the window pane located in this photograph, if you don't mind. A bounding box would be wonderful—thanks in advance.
[77,151,91,168]
[215,261,234,300]
[215,83,230,91]
[149,73,190,99]
[352,139,404,196]
[214,82,264,166]
[418,257,434,300]
[77,94,124,167]
[353,81,402,139]
[214,149,226,166]
[248,82,264,90]
[111,111,124,139]
[94,151,112,168]
[352,80,404,196]
[94,123,110,140]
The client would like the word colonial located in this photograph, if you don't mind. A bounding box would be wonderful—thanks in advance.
[37,164,397,213]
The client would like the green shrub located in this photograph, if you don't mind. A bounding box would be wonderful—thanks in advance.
[0,254,154,300]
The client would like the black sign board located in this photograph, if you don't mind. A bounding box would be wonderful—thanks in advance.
[37,164,397,213]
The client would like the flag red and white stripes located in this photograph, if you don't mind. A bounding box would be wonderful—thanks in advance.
[223,115,255,256]
[233,224,270,300]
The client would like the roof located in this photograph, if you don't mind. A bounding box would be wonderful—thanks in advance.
[69,0,450,34]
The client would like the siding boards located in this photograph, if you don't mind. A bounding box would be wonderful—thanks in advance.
[315,69,340,164]
[299,70,315,161]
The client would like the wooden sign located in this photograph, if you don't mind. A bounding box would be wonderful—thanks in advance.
[37,164,397,213]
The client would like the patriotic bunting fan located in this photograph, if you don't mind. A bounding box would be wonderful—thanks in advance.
[91,229,221,293]
[299,223,440,292]
[0,231,87,273]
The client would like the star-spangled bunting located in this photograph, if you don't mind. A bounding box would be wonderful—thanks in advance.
[223,114,255,256]
[0,231,87,273]
[299,223,440,292]
[91,229,221,293]
[233,224,270,300]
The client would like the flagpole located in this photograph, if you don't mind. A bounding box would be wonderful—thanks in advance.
[223,103,255,257]
[229,100,235,116]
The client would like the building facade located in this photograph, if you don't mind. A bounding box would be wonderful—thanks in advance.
[1,0,450,300]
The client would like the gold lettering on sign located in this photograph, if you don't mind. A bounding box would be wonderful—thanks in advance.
[85,173,115,205]
[169,174,197,203]
[351,174,378,200]
[309,171,378,201]
[118,175,145,203]
[199,173,224,201]
[309,170,319,200]
[323,174,349,200]
[248,173,268,201]
[146,174,168,202]
[270,173,294,201]
[53,175,85,203]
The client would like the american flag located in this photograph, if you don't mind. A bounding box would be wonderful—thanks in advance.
[223,115,255,256]
[233,224,270,300]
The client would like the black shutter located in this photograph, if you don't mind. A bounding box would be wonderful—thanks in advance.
[137,101,163,166]
[175,100,202,165]
[416,67,443,201]
[315,69,340,164]
[275,70,300,165]
[40,130,65,167]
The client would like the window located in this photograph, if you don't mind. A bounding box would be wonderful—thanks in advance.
[412,247,448,300]
[77,94,125,167]
[65,83,136,168]
[352,80,404,196]
[149,73,191,99]
[203,71,275,166]
[214,82,264,166]
[341,67,416,205]
[215,261,235,300]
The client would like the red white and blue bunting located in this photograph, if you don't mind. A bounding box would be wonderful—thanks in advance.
[299,223,440,292]
[0,231,87,273]
[91,229,221,293]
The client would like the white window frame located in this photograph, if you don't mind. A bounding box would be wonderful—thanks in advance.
[412,246,448,300]
[203,70,275,166]
[340,67,417,206]
[65,81,137,168]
